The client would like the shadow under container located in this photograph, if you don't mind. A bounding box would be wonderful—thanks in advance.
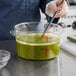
[13,22,61,60]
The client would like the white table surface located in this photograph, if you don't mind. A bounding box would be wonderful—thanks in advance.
[60,27,76,76]
[60,49,76,76]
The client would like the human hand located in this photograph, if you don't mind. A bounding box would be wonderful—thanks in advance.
[46,0,69,18]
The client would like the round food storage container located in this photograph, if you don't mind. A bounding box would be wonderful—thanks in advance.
[0,50,11,69]
[11,22,63,60]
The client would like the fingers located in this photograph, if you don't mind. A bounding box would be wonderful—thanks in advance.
[56,11,62,18]
[56,8,69,18]
[61,13,68,17]
[56,0,65,6]
[56,0,62,6]
[56,0,66,11]
[56,1,69,18]
[45,0,69,18]
[57,2,65,10]
[56,11,68,18]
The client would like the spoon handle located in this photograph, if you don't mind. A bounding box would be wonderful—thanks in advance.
[41,11,59,37]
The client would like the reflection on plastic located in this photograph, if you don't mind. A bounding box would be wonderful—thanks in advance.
[41,36,53,56]
[41,36,53,42]
[41,48,52,56]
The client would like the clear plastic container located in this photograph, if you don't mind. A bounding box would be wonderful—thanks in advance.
[11,22,63,60]
[0,50,11,69]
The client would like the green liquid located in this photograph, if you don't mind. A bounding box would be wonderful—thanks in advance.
[16,33,60,60]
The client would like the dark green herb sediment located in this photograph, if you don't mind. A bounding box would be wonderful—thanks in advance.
[16,33,60,60]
